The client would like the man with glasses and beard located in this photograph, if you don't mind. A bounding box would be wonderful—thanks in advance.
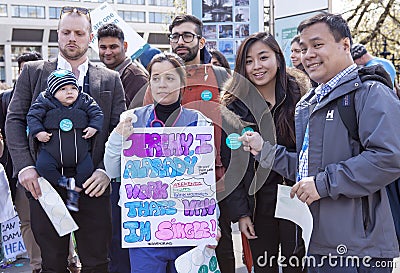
[6,7,125,272]
[142,14,234,273]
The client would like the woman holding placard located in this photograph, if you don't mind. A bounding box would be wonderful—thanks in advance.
[104,52,219,273]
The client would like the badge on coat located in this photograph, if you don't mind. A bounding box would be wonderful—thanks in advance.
[201,90,213,101]
[59,119,73,131]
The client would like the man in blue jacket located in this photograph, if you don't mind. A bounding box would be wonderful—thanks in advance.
[240,13,400,273]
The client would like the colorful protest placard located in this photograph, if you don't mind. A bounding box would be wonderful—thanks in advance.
[1,216,26,260]
[120,126,217,248]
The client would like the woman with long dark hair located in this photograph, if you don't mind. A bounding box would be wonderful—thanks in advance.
[221,32,309,273]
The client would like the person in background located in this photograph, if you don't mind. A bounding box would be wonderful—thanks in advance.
[97,22,149,273]
[6,6,125,272]
[104,52,215,273]
[209,48,231,74]
[291,35,318,87]
[241,13,400,273]
[0,51,44,273]
[221,32,308,273]
[290,35,302,69]
[351,43,397,86]
[97,23,148,108]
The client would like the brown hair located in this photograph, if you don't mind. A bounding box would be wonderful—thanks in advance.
[147,52,186,87]
[209,48,231,74]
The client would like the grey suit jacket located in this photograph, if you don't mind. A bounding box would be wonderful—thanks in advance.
[5,59,126,176]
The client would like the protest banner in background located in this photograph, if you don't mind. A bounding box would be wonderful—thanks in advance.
[89,2,149,59]
[1,216,26,259]
[120,126,217,248]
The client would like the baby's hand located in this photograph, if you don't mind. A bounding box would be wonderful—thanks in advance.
[36,131,52,142]
[83,127,97,139]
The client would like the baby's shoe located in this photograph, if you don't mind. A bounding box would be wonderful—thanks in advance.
[58,176,69,188]
[67,189,79,212]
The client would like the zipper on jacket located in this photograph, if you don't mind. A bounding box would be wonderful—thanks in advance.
[362,196,369,232]
[252,159,257,222]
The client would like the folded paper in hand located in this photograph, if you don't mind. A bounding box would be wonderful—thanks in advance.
[38,177,79,236]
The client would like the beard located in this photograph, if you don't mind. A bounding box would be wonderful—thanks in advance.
[59,44,88,61]
[173,43,199,63]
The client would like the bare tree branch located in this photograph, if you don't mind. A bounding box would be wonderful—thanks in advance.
[353,1,373,31]
[359,0,395,45]
[346,0,369,22]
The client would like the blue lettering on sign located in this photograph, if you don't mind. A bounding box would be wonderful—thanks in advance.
[4,241,26,256]
[125,200,177,218]
[123,221,151,243]
[123,156,198,179]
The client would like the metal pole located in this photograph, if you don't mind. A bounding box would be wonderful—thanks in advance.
[269,0,275,36]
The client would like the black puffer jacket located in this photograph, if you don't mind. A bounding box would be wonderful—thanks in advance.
[27,90,104,168]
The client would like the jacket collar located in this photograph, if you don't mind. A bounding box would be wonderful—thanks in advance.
[43,59,100,99]
[298,69,362,112]
[315,70,361,110]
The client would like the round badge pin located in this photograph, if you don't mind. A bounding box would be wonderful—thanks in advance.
[241,127,254,135]
[59,118,73,132]
[201,90,213,101]
[53,70,70,77]
[226,133,242,150]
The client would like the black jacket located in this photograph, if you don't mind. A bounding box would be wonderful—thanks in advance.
[27,90,104,167]
[221,72,308,222]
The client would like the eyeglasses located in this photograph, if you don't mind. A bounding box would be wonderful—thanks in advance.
[168,32,201,43]
[60,7,90,18]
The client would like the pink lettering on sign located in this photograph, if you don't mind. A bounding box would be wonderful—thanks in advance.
[123,133,194,158]
[182,198,216,217]
[124,133,146,157]
[195,134,213,154]
[125,181,168,200]
[155,218,215,240]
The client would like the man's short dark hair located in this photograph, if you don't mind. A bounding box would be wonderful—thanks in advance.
[17,51,43,70]
[97,23,125,43]
[297,13,353,45]
[169,14,203,36]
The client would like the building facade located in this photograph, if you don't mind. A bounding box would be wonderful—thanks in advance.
[0,0,177,86]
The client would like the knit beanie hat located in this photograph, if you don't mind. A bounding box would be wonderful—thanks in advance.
[47,69,79,96]
[351,44,367,60]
